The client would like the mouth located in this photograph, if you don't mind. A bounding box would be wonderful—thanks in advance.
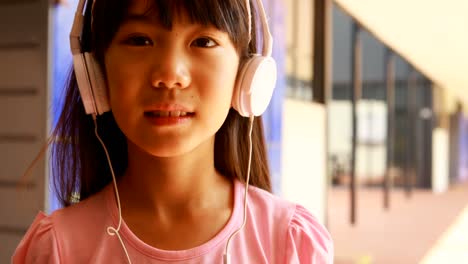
[144,110,195,118]
[143,110,195,126]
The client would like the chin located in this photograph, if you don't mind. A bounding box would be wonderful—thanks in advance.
[141,139,201,158]
[126,127,217,159]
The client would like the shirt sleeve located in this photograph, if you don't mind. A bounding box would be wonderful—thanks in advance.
[11,212,61,264]
[285,205,334,264]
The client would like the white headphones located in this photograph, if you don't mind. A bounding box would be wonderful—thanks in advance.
[70,0,277,117]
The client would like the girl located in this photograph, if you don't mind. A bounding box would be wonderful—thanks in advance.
[13,0,333,263]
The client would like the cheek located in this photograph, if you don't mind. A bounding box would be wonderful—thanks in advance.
[105,59,141,108]
[202,58,239,101]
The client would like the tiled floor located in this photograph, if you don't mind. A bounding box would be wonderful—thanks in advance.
[328,182,468,264]
[420,203,468,264]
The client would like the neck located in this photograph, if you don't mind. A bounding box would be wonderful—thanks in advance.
[117,139,232,217]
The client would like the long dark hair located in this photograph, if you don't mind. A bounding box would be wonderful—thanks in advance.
[52,0,271,207]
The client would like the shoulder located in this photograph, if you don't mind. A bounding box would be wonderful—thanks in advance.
[12,212,60,263]
[246,184,294,212]
[286,204,334,264]
[246,185,334,263]
[245,184,301,225]
[51,185,110,225]
[12,186,112,263]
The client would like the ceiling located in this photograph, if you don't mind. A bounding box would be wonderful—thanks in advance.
[334,0,468,108]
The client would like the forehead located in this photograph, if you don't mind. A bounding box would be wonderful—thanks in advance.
[124,0,194,26]
[126,0,163,16]
[99,0,248,52]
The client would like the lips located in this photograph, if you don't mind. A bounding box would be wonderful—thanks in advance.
[143,105,195,126]
[144,110,192,117]
[144,103,193,113]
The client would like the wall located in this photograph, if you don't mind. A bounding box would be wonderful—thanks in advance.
[432,128,449,193]
[458,116,468,182]
[262,0,286,194]
[282,99,327,224]
[0,0,50,261]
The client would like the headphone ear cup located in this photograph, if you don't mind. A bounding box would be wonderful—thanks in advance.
[84,53,110,115]
[72,52,110,115]
[232,55,277,117]
[73,53,96,115]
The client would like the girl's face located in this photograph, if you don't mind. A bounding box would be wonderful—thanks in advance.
[104,0,240,157]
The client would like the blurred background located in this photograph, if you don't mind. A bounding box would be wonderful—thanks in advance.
[1,0,467,263]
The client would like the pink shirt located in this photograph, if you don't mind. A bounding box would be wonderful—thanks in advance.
[13,180,333,263]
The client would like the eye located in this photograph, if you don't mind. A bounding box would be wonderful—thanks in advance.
[123,35,153,46]
[191,37,218,48]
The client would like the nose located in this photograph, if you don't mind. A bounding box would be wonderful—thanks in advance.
[150,49,191,89]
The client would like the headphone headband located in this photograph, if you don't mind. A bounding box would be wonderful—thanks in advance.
[71,0,271,54]
[249,0,273,56]
[70,0,87,56]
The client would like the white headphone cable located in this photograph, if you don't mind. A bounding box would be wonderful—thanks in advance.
[92,115,132,264]
[93,114,254,264]
[223,115,255,264]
